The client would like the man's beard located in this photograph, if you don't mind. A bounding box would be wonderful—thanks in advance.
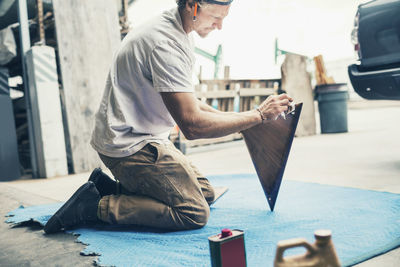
[197,28,213,38]
[198,32,209,38]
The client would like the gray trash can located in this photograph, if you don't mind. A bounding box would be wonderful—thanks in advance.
[315,83,349,133]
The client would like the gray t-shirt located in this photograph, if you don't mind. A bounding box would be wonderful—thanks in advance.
[91,8,195,158]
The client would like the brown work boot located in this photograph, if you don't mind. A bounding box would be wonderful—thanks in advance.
[44,181,100,234]
[88,168,117,197]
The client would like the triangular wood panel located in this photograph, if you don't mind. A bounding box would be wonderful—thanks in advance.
[241,103,303,211]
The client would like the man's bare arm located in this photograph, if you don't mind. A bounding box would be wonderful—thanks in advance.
[161,92,292,140]
[197,99,224,114]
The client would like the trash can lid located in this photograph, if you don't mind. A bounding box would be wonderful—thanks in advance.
[315,83,348,93]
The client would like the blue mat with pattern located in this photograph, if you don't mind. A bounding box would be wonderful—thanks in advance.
[6,174,400,266]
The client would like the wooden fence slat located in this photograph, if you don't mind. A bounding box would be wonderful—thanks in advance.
[240,88,275,96]
[195,90,236,99]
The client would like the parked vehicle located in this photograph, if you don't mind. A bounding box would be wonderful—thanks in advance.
[348,0,400,100]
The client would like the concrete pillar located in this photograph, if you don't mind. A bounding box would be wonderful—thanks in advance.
[281,54,316,136]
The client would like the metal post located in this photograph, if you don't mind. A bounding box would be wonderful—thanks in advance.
[194,45,223,79]
[36,0,46,45]
[214,44,222,79]
[17,0,39,177]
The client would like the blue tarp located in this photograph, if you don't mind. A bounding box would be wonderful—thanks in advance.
[6,174,400,266]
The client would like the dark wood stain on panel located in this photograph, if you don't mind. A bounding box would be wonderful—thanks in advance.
[242,103,303,211]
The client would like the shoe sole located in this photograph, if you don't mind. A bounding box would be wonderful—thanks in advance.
[88,168,102,184]
[44,182,95,234]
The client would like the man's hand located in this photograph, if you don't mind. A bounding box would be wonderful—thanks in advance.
[257,94,293,121]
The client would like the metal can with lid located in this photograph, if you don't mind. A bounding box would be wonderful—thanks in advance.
[208,229,246,267]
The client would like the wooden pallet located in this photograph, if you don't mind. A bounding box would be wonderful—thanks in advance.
[171,78,280,153]
[314,55,335,85]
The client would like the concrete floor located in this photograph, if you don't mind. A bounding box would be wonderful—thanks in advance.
[1,99,400,266]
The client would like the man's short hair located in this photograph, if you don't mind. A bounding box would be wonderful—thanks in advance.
[176,0,202,10]
[176,0,186,9]
[176,0,232,10]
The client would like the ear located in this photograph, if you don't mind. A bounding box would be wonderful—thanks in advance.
[185,0,195,12]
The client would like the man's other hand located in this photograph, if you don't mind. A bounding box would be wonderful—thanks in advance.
[257,94,294,121]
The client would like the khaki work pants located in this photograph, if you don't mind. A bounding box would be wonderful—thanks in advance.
[98,142,215,230]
